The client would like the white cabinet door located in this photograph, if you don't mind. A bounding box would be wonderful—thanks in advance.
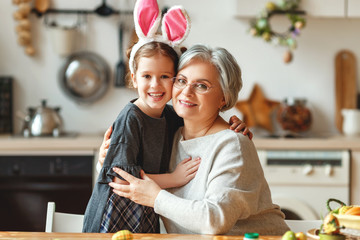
[236,0,269,18]
[236,0,346,18]
[300,0,345,17]
[348,0,360,17]
[350,151,360,205]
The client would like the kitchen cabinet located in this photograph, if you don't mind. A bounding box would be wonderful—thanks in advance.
[351,151,360,205]
[236,0,357,18]
[300,0,345,18]
[236,0,267,18]
[348,0,360,17]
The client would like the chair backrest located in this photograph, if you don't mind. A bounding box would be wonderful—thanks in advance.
[45,202,84,233]
[285,219,322,233]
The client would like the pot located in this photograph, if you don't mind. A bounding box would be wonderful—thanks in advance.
[341,108,360,136]
[59,52,110,104]
[26,100,63,137]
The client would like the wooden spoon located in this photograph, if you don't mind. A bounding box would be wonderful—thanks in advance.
[35,0,49,13]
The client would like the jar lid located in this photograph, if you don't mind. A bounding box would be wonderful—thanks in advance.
[244,233,259,239]
[284,97,307,106]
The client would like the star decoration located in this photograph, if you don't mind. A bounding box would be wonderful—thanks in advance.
[236,84,280,132]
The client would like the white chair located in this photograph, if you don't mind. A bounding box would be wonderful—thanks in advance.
[45,202,84,233]
[285,219,322,233]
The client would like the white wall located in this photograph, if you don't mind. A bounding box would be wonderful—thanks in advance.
[1,0,359,136]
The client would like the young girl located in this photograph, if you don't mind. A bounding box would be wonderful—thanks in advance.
[83,0,250,234]
[82,1,196,233]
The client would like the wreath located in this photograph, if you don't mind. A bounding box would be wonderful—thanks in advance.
[249,0,306,63]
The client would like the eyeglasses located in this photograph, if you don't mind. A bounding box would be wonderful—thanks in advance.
[172,77,213,94]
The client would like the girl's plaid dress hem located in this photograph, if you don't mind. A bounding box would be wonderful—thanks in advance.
[100,192,159,233]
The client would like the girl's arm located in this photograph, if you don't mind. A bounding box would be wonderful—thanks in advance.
[97,117,251,173]
[147,157,201,189]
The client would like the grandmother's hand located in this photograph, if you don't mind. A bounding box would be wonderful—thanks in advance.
[109,167,161,208]
[98,126,112,167]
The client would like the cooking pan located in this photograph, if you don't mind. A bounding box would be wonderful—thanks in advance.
[59,52,110,103]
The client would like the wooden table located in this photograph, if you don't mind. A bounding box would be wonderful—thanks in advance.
[0,232,282,240]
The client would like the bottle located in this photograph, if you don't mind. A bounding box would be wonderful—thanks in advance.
[244,232,259,240]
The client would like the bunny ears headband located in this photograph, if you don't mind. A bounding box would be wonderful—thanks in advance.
[129,0,191,74]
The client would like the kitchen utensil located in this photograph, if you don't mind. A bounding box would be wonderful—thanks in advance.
[34,0,49,13]
[114,24,126,87]
[95,0,114,17]
[49,25,77,56]
[59,52,110,104]
[335,50,357,132]
[27,100,63,137]
[341,109,360,136]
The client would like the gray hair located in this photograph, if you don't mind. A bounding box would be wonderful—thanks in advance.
[178,44,242,111]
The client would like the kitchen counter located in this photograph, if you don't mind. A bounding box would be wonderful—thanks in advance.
[0,231,282,240]
[253,135,360,151]
[0,134,103,152]
[1,134,360,151]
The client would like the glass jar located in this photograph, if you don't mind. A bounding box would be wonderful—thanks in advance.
[277,98,312,133]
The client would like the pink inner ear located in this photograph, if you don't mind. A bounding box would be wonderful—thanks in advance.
[164,9,187,42]
[137,0,159,36]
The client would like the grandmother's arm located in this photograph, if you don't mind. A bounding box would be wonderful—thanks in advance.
[154,137,256,235]
[110,135,260,235]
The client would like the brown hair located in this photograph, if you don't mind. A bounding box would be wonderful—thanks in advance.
[126,42,180,87]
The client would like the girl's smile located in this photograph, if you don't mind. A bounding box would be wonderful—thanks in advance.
[132,53,175,118]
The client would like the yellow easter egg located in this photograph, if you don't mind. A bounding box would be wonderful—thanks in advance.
[112,230,133,240]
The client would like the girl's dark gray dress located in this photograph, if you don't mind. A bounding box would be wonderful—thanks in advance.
[82,100,182,233]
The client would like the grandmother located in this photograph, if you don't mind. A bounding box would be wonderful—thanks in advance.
[108,44,289,235]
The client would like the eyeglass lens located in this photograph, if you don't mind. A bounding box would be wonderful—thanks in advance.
[173,78,210,94]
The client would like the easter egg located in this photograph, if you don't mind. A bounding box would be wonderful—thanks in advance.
[112,230,133,240]
[266,2,277,11]
[262,32,271,42]
[283,51,293,63]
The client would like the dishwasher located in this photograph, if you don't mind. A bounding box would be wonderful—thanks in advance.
[0,150,94,231]
[257,150,350,220]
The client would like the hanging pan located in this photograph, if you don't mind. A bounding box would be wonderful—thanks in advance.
[59,51,110,104]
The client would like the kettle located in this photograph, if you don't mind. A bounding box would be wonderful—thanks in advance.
[341,108,360,136]
[25,100,64,137]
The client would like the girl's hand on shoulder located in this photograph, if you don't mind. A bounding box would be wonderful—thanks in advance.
[113,176,129,185]
[98,126,112,167]
[171,157,201,187]
[229,115,253,140]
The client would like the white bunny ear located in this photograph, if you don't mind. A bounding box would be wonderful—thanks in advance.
[161,6,191,46]
[134,0,161,39]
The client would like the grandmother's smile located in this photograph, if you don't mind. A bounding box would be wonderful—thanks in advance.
[179,100,197,107]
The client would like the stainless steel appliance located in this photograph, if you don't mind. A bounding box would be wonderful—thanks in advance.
[0,150,94,231]
[20,100,64,137]
[257,150,350,220]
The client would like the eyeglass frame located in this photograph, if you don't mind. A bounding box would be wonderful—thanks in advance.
[172,77,214,94]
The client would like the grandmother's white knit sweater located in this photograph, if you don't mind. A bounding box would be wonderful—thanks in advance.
[154,128,289,235]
